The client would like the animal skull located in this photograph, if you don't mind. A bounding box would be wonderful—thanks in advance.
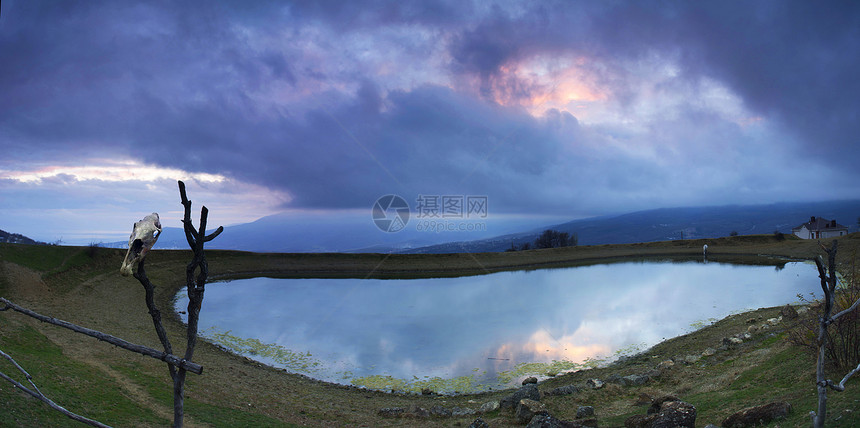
[120,213,162,276]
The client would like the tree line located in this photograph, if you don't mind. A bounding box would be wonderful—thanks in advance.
[506,229,577,251]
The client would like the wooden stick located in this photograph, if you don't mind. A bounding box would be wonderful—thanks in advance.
[0,298,202,375]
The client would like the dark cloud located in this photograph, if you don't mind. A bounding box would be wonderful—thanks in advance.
[2,0,859,221]
[444,1,860,172]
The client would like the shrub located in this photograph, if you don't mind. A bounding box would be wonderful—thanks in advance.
[86,241,102,258]
[789,254,860,371]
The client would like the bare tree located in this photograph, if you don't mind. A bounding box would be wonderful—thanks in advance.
[811,240,860,427]
[127,181,222,427]
[1,181,217,427]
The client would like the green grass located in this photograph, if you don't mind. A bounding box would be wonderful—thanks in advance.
[0,322,169,427]
[0,243,73,273]
[0,243,119,295]
[184,399,296,428]
[4,235,860,427]
[0,323,290,427]
[111,363,293,427]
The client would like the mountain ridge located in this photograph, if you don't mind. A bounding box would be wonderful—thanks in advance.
[85,199,860,254]
[402,200,860,254]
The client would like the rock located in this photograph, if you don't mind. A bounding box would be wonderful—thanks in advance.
[656,360,675,370]
[501,384,541,410]
[767,317,781,326]
[722,336,743,346]
[546,384,580,396]
[702,347,717,357]
[722,401,792,427]
[703,425,720,428]
[452,406,476,417]
[478,400,500,413]
[586,378,604,389]
[409,405,430,418]
[517,398,548,424]
[648,395,681,414]
[378,407,406,417]
[625,414,656,428]
[651,401,697,428]
[622,374,650,386]
[430,405,452,417]
[527,413,580,427]
[523,376,539,385]
[741,332,752,340]
[644,369,662,379]
[576,406,595,418]
[469,417,490,428]
[421,387,433,395]
[781,304,799,320]
[747,324,759,334]
[684,354,701,364]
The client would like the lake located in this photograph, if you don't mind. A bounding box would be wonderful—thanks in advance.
[175,260,820,393]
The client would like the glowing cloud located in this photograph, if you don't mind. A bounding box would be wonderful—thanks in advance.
[486,54,607,117]
[0,158,291,244]
[0,159,225,184]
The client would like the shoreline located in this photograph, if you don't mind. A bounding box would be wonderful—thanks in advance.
[175,259,819,397]
[2,233,859,426]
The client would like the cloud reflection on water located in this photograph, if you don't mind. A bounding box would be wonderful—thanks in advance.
[177,261,819,392]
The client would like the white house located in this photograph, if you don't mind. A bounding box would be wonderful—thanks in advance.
[792,216,848,239]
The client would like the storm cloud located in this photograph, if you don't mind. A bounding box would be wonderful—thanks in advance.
[1,0,859,242]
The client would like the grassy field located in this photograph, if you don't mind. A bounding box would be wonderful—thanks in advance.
[2,233,860,427]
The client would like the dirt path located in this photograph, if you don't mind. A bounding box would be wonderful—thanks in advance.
[0,260,209,427]
[1,261,50,304]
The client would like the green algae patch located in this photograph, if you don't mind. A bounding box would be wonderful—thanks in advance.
[206,329,322,372]
[496,360,587,385]
[350,373,488,394]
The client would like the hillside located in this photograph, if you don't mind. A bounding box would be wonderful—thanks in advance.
[406,199,860,253]
[97,199,860,254]
[0,229,44,245]
[2,235,860,426]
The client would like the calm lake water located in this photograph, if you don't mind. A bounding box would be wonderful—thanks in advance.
[176,260,820,393]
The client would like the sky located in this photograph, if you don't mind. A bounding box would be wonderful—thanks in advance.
[2,1,859,245]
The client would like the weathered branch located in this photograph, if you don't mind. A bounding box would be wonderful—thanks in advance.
[0,348,112,427]
[810,240,860,427]
[830,361,860,391]
[0,297,202,375]
[204,226,224,242]
[171,180,221,428]
[827,297,860,327]
[133,261,177,381]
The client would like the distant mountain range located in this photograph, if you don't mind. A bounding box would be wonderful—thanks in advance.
[101,211,548,253]
[401,200,860,254]
[63,199,860,254]
[0,229,44,245]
